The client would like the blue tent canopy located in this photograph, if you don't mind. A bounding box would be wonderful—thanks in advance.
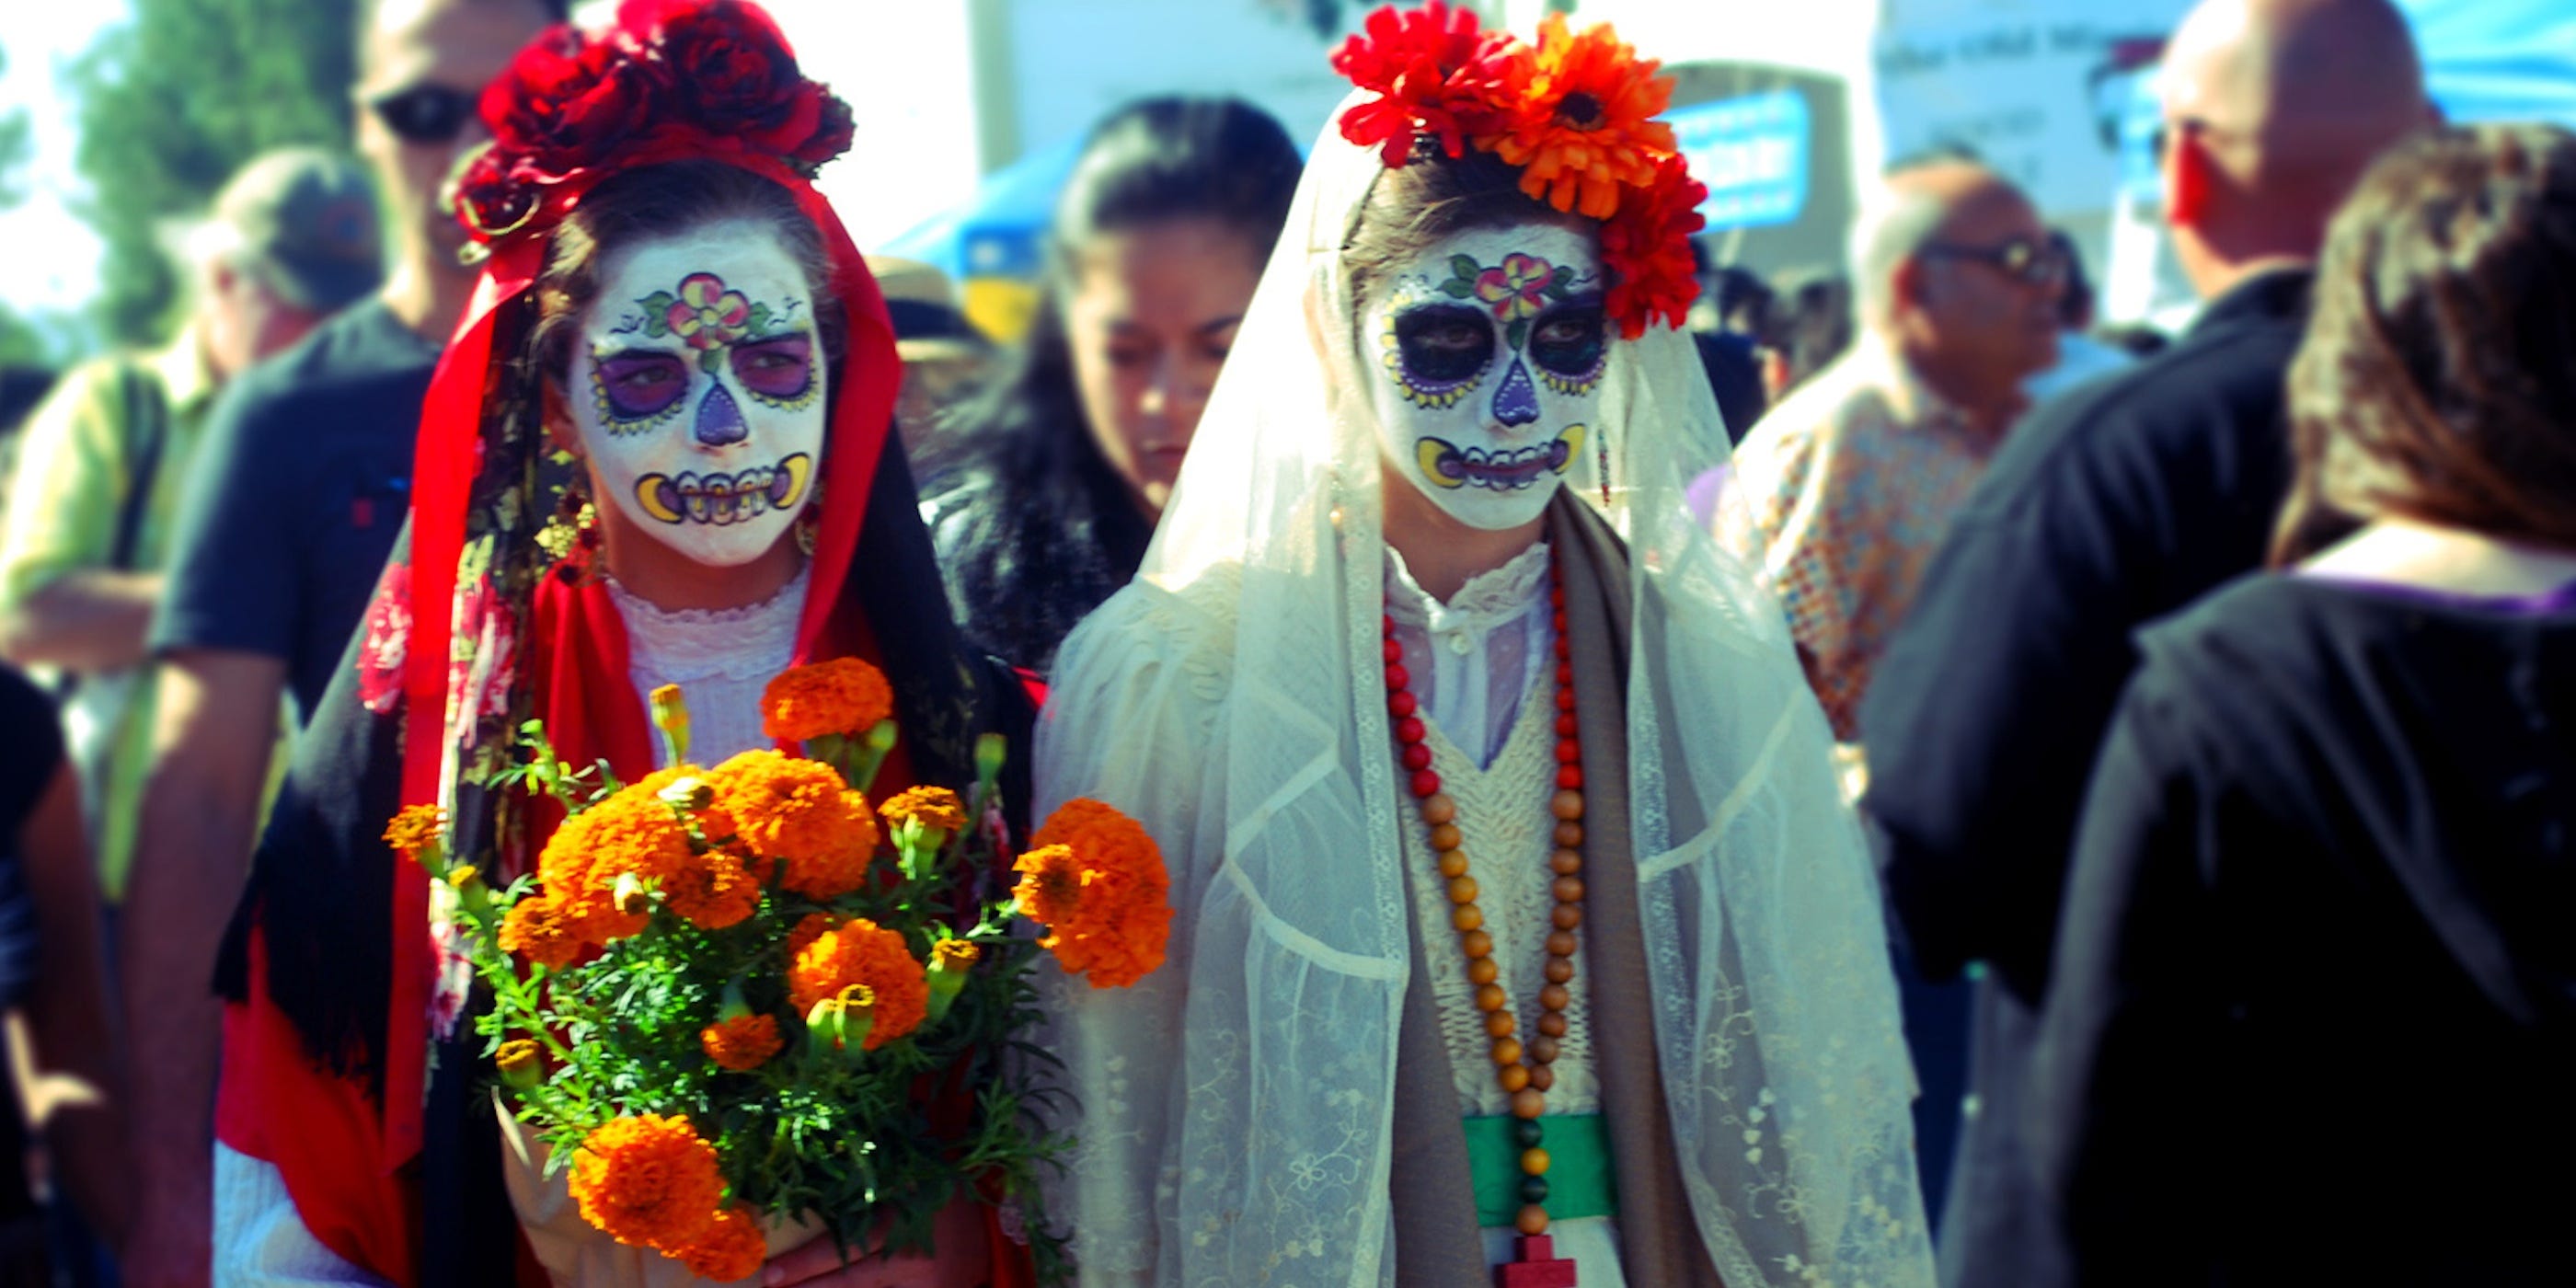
[880,132,1087,287]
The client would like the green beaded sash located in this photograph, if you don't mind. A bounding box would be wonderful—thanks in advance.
[1461,1113,1616,1226]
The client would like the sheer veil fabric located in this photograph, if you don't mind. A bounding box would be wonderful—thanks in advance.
[1034,99,1934,1287]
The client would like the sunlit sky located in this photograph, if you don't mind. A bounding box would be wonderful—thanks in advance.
[0,0,123,325]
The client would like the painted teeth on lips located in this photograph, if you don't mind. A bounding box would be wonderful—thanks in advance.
[1452,442,1555,491]
[672,465,777,526]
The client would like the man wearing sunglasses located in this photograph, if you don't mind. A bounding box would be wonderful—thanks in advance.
[121,2,564,1285]
[1858,1,2435,1284]
[1716,155,2064,754]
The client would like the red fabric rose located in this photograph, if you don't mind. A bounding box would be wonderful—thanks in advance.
[616,0,821,155]
[791,93,856,174]
[479,27,657,179]
[1601,153,1708,339]
[1330,0,1512,166]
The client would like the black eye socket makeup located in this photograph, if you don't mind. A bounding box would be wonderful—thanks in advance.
[731,333,817,409]
[1526,305,1606,378]
[1393,304,1496,384]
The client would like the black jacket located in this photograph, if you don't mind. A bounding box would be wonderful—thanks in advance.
[1856,270,2312,1285]
[2033,573,2576,1285]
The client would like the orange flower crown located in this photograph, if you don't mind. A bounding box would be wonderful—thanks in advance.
[1331,3,1708,339]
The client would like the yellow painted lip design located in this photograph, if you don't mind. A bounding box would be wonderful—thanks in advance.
[1414,424,1583,491]
[635,452,812,525]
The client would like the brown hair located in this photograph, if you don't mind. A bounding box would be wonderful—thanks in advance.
[2271,123,2576,565]
[1341,143,1593,314]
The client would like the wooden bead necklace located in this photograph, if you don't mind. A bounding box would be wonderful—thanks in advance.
[1384,546,1587,1283]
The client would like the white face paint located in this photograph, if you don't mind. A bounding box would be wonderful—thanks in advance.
[1362,223,1604,531]
[572,228,826,568]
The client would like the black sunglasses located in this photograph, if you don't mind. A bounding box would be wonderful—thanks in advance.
[1920,236,2067,287]
[367,85,479,145]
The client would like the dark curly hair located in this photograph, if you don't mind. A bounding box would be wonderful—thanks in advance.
[2271,123,2576,564]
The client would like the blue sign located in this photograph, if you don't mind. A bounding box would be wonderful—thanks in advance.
[1672,89,1811,231]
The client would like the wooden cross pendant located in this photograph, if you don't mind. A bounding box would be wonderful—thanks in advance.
[1496,1235,1578,1287]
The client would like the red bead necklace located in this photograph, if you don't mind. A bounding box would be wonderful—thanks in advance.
[1384,546,1586,1286]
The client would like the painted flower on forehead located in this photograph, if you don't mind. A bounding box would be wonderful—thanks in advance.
[1478,15,1679,220]
[662,273,753,350]
[1474,252,1558,322]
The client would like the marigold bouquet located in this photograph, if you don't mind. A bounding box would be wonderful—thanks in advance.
[394,658,1169,1284]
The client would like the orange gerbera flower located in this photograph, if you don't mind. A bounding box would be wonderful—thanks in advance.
[700,1013,783,1071]
[786,917,926,1049]
[662,850,761,930]
[1017,799,1173,990]
[673,1205,767,1282]
[1477,14,1678,219]
[706,751,879,899]
[499,894,586,971]
[880,786,966,834]
[759,657,894,743]
[566,1113,725,1251]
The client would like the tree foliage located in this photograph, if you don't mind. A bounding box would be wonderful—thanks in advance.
[70,0,362,344]
[0,42,46,368]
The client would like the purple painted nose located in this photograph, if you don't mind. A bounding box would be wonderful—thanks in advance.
[1491,357,1540,427]
[695,383,749,446]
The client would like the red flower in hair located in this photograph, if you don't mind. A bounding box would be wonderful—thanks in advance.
[480,27,656,178]
[1601,153,1708,339]
[618,0,824,155]
[1330,0,1512,166]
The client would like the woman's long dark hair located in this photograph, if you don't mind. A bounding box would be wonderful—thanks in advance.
[922,96,1301,673]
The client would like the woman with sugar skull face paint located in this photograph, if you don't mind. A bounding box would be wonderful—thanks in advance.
[1033,6,1935,1286]
[206,5,1035,1285]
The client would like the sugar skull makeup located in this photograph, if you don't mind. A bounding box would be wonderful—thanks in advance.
[1362,224,1604,532]
[573,231,825,568]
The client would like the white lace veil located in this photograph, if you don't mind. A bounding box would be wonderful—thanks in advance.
[1034,97,1933,1287]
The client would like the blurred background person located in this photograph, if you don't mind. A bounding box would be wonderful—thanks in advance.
[868,254,995,459]
[0,660,128,1288]
[2033,121,2576,1286]
[1716,155,2062,752]
[116,1,562,1282]
[0,146,378,915]
[921,95,1300,674]
[2021,227,2132,408]
[1754,267,1855,404]
[1857,1,2434,1282]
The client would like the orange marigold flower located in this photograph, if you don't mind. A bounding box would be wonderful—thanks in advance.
[706,751,879,899]
[566,1113,725,1251]
[785,917,926,1049]
[1018,799,1174,990]
[673,1205,766,1282]
[880,786,966,834]
[537,783,692,945]
[383,804,446,858]
[662,850,761,930]
[499,894,586,971]
[760,657,893,743]
[1602,152,1708,339]
[700,1013,783,1071]
[1477,15,1678,220]
[786,912,834,962]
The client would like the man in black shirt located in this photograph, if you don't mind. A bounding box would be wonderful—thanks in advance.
[1855,0,2433,1282]
[119,0,561,1281]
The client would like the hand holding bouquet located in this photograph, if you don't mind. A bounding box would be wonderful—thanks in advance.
[392,659,1168,1284]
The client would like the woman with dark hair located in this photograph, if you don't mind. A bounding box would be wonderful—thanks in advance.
[1034,7,1931,1283]
[2030,122,2576,1284]
[212,4,1026,1283]
[920,96,1302,673]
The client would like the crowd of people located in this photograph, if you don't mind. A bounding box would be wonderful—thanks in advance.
[0,0,2561,1283]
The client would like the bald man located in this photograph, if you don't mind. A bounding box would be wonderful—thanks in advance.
[1715,156,2062,751]
[1857,1,2432,1282]
[121,1,564,1283]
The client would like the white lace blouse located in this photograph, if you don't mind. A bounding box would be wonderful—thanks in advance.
[1383,542,1552,768]
[605,564,809,767]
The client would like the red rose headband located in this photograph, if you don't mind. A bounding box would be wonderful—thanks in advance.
[387,0,899,1161]
[1330,3,1708,339]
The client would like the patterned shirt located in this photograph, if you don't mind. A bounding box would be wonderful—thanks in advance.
[1714,345,2002,742]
